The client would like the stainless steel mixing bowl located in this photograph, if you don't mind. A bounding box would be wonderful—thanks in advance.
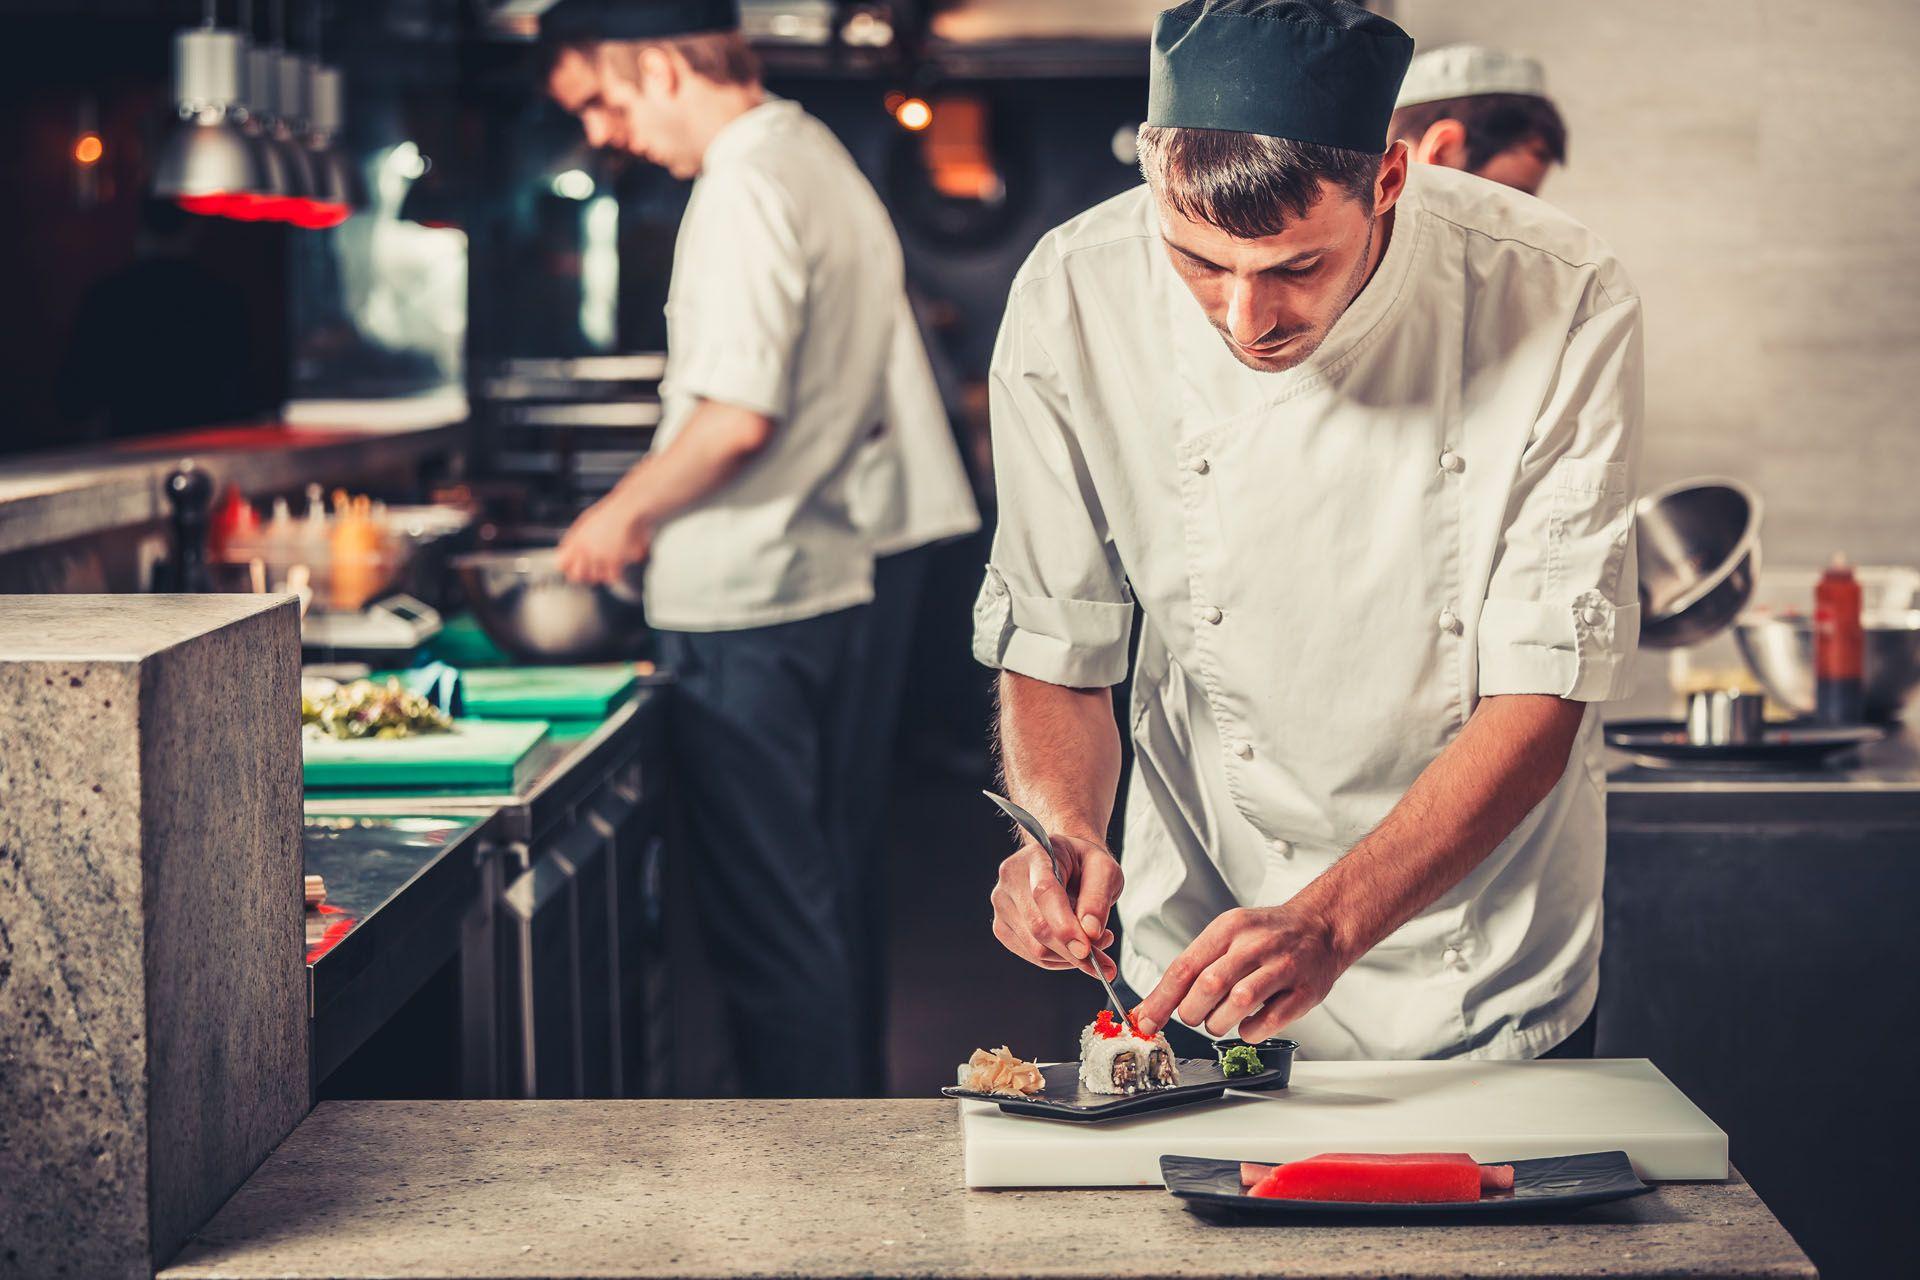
[1734,609,1920,723]
[453,548,650,663]
[1636,478,1763,649]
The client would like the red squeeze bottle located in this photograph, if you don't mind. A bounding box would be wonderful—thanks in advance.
[1814,554,1865,724]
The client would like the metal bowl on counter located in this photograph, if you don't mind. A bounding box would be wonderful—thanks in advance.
[1734,609,1920,722]
[453,548,650,663]
[1636,478,1763,649]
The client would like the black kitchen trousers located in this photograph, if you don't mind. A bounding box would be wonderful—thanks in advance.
[656,603,873,1097]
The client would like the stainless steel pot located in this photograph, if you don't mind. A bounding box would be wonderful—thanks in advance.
[453,548,650,664]
[1636,478,1763,649]
[1734,609,1920,723]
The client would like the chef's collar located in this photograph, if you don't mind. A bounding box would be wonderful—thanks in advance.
[1146,0,1414,152]
[700,95,797,171]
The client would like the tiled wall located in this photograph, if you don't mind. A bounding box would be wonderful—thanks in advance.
[1390,0,1920,571]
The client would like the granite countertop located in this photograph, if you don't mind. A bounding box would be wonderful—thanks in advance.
[162,1100,1814,1280]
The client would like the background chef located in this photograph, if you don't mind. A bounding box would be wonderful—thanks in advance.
[1389,42,1568,197]
[977,0,1643,1062]
[543,0,974,1095]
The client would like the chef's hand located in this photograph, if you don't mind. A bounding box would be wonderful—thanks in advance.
[989,833,1122,981]
[1132,902,1345,1041]
[555,488,653,586]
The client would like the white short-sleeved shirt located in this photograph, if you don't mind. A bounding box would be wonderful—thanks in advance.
[849,295,982,558]
[644,99,903,631]
[974,165,1643,1061]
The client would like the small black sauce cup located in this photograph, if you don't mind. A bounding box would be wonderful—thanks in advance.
[1214,1038,1297,1090]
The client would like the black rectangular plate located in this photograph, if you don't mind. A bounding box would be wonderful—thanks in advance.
[942,1058,1288,1122]
[1160,1150,1651,1219]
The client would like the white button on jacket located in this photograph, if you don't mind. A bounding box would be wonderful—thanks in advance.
[973,166,1643,1061]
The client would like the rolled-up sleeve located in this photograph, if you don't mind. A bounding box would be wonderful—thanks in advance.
[666,169,804,420]
[1478,294,1644,702]
[972,287,1133,689]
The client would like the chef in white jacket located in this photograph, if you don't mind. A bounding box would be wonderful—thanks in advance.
[542,0,971,1094]
[978,0,1642,1062]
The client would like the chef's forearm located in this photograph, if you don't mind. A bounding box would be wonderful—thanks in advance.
[1293,694,1587,967]
[995,671,1121,846]
[617,398,774,525]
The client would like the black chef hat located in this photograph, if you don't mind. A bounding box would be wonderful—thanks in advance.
[1147,0,1415,152]
[542,0,741,42]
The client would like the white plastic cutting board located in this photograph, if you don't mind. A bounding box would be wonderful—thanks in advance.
[958,1058,1726,1188]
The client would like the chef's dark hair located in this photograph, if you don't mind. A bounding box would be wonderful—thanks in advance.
[596,30,761,88]
[1387,93,1568,173]
[1137,125,1383,239]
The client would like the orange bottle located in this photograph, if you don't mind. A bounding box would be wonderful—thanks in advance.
[1814,554,1864,724]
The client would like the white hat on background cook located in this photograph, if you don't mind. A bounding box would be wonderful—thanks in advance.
[1395,43,1548,108]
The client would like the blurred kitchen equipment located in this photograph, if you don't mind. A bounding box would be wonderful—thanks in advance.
[300,594,442,660]
[454,548,651,663]
[217,493,472,614]
[1685,688,1764,745]
[157,460,216,592]
[1734,609,1920,723]
[1606,718,1885,771]
[1636,478,1762,649]
[475,355,665,527]
[1813,554,1865,723]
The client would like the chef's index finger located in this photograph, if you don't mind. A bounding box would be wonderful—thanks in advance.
[1059,835,1123,939]
[1132,923,1234,1034]
[1023,843,1093,963]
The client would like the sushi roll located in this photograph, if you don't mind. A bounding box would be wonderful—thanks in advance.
[1077,1010,1180,1095]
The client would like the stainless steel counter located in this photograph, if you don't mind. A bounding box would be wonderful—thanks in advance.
[1607,726,1920,825]
[303,811,503,1087]
[303,683,678,1099]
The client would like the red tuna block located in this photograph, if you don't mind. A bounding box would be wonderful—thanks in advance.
[1249,1152,1483,1203]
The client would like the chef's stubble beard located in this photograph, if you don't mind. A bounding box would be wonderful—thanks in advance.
[1219,213,1378,375]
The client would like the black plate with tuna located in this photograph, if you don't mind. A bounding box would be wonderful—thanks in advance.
[1161,1150,1651,1219]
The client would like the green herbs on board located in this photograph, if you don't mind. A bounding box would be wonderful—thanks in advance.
[302,678,453,741]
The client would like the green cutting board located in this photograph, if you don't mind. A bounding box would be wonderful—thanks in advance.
[427,614,511,668]
[303,718,551,789]
[458,665,639,720]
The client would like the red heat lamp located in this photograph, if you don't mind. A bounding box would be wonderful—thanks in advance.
[154,3,358,228]
[151,16,260,217]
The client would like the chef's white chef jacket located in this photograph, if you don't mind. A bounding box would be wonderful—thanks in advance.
[644,99,903,632]
[974,164,1643,1060]
[849,294,982,558]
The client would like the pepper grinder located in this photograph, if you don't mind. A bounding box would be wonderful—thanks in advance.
[159,460,215,593]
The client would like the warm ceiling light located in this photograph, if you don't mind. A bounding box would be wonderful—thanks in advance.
[74,134,104,165]
[894,97,932,131]
[152,12,261,214]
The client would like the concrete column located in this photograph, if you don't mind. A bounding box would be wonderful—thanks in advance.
[0,595,308,1280]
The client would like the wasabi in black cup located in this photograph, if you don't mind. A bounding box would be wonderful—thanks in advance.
[1214,1038,1297,1090]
